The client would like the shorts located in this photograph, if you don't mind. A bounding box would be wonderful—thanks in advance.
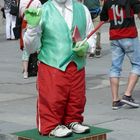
[110,37,140,77]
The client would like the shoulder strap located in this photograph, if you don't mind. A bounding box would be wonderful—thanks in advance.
[17,0,33,18]
[26,0,33,9]
[22,0,33,17]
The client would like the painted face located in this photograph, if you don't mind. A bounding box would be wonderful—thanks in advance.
[55,0,67,4]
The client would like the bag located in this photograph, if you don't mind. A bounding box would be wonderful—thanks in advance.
[28,52,38,77]
[1,7,5,18]
[10,3,18,16]
[90,8,101,19]
[13,17,22,39]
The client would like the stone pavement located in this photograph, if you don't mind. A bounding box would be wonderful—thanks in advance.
[0,15,140,140]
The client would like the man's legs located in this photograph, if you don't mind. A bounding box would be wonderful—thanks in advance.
[95,31,101,57]
[89,15,101,58]
[110,73,139,109]
[110,72,139,102]
[110,77,125,110]
[111,38,140,108]
[37,62,89,136]
[110,77,120,102]
[124,73,138,96]
[110,40,125,109]
[121,73,139,107]
[63,63,90,134]
[120,38,140,107]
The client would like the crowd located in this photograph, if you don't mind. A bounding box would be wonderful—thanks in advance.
[1,0,103,79]
[1,0,140,138]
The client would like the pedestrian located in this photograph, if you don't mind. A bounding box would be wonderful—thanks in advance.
[4,0,17,40]
[19,0,42,79]
[23,0,96,137]
[84,0,104,58]
[100,0,140,110]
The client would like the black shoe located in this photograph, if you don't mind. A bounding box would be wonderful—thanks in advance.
[112,100,125,110]
[95,49,101,58]
[88,53,94,59]
[122,95,139,108]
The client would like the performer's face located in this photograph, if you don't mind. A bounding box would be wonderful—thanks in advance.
[55,0,67,4]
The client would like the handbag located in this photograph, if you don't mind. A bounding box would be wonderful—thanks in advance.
[13,17,22,39]
[10,3,18,16]
[1,7,6,18]
[28,52,38,77]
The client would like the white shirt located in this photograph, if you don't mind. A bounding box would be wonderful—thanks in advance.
[24,0,96,54]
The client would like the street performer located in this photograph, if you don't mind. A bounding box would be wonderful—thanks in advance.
[23,0,96,137]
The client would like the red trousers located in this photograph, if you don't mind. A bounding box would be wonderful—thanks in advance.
[37,62,86,135]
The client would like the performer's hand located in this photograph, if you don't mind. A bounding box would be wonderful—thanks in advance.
[72,41,89,57]
[24,8,42,27]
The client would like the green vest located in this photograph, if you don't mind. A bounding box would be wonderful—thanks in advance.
[38,0,86,71]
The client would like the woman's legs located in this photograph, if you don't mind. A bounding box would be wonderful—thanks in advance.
[22,50,29,79]
[11,15,16,39]
[5,10,11,39]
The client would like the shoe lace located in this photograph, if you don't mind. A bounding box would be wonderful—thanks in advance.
[123,95,135,102]
[129,97,135,102]
[55,125,66,130]
[49,125,66,137]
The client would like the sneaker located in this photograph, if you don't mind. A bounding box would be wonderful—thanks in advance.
[88,53,94,59]
[112,100,125,110]
[122,95,139,108]
[23,72,28,79]
[49,125,72,137]
[68,122,90,134]
[95,49,101,58]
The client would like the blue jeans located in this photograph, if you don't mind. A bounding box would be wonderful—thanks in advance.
[110,38,140,77]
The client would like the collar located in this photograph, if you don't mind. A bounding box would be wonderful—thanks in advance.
[52,0,73,11]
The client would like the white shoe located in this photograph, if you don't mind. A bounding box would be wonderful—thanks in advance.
[49,125,72,137]
[23,72,28,79]
[69,122,90,134]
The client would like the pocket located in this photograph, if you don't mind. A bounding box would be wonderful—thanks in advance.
[122,39,134,53]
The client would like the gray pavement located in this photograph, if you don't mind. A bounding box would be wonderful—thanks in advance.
[0,11,140,140]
